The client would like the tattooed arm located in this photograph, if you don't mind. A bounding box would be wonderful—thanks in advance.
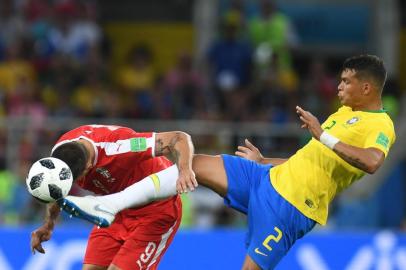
[332,144,384,174]
[155,131,197,193]
[296,106,385,174]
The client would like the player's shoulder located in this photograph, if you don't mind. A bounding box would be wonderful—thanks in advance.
[330,106,352,117]
[83,125,139,136]
[361,110,395,129]
[362,110,396,141]
[336,106,352,114]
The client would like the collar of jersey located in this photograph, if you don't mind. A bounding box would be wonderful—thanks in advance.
[348,106,387,113]
[361,109,387,113]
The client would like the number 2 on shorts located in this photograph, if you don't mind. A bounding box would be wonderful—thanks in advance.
[262,226,282,251]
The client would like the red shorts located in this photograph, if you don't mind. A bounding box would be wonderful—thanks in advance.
[83,196,181,270]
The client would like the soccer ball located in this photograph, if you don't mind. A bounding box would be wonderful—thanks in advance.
[26,157,73,203]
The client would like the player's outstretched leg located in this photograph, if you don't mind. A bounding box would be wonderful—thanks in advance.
[58,195,116,227]
[58,165,179,227]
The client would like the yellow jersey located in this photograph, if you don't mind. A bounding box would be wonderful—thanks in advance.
[270,106,396,225]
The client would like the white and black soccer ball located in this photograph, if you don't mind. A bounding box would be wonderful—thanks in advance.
[26,157,73,203]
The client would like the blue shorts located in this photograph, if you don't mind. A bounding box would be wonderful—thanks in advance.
[222,155,316,270]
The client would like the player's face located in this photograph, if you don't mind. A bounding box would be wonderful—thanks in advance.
[337,69,364,108]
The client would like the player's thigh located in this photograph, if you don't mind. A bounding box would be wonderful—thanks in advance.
[83,226,123,268]
[193,154,228,197]
[241,255,261,270]
[247,220,287,270]
[245,172,290,269]
[246,174,315,270]
[112,215,180,270]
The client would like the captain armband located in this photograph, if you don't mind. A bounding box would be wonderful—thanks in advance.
[320,131,340,150]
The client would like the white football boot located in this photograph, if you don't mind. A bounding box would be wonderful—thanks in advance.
[58,195,116,227]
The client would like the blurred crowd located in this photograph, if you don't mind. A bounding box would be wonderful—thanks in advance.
[0,0,403,227]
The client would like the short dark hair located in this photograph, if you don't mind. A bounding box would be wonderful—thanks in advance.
[52,142,88,180]
[342,54,387,91]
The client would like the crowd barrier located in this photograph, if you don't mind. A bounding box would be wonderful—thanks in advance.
[1,226,406,270]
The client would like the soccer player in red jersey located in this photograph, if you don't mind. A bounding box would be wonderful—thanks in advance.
[30,124,197,270]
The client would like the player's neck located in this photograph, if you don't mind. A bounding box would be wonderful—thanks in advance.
[351,98,383,112]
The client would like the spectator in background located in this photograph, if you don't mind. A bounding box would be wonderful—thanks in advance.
[41,54,77,116]
[207,14,253,120]
[301,58,337,119]
[116,43,156,118]
[248,0,298,76]
[24,0,54,76]
[74,0,102,47]
[71,71,108,117]
[0,0,27,60]
[0,40,36,99]
[48,0,100,62]
[163,51,207,119]
[7,82,47,122]
[70,39,113,118]
[221,0,246,36]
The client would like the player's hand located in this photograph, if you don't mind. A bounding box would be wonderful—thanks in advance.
[30,224,53,254]
[235,139,264,163]
[296,106,323,140]
[177,168,197,193]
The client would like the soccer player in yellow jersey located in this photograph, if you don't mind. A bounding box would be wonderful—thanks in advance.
[55,55,395,270]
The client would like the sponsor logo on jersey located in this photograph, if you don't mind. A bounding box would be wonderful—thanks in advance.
[96,167,116,183]
[254,248,268,256]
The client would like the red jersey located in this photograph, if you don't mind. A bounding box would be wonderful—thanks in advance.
[51,124,179,214]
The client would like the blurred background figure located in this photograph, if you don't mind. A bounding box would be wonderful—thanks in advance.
[248,0,298,76]
[206,13,253,120]
[116,43,156,118]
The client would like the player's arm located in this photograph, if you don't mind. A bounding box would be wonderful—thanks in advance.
[236,139,288,165]
[155,131,197,193]
[30,202,60,254]
[296,106,385,174]
[331,144,384,174]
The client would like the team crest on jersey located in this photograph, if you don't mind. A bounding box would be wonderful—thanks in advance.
[346,117,360,125]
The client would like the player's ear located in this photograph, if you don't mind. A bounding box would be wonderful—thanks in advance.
[362,82,372,95]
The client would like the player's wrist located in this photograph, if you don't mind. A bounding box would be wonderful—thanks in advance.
[42,220,55,231]
[320,131,340,149]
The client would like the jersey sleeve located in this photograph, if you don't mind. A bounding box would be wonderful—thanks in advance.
[102,128,156,159]
[363,121,395,157]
